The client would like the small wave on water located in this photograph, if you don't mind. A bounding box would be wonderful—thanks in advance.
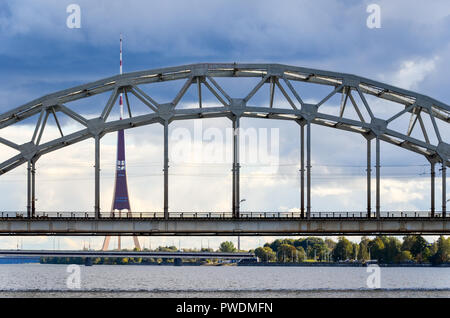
[1,288,450,298]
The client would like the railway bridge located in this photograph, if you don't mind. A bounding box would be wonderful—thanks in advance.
[0,63,449,235]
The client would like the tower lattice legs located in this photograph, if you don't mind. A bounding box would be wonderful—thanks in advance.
[101,128,140,250]
[102,219,141,251]
[101,236,111,251]
[133,236,141,250]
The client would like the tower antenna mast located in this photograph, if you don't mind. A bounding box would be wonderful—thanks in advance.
[102,34,141,251]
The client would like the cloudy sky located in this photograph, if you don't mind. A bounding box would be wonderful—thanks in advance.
[0,0,449,250]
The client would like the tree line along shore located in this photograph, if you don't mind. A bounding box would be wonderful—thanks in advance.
[40,235,450,266]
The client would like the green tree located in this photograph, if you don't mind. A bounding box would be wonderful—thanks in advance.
[351,242,359,260]
[267,239,295,252]
[430,236,450,265]
[277,244,298,262]
[219,241,237,253]
[411,236,428,260]
[383,237,401,263]
[294,237,328,260]
[325,238,336,250]
[395,250,413,263]
[402,235,428,261]
[358,237,370,261]
[332,237,353,261]
[295,246,306,262]
[368,236,385,261]
[254,246,276,262]
[156,245,178,252]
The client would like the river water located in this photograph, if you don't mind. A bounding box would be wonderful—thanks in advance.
[0,264,449,297]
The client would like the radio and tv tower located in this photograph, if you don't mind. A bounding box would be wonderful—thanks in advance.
[102,34,141,251]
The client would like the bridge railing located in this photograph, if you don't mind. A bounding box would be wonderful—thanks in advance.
[0,211,446,219]
[239,211,444,218]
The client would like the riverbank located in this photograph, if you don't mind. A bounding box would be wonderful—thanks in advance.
[238,262,450,267]
[36,260,450,267]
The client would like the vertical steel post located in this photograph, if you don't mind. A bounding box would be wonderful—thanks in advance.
[376,137,381,219]
[236,119,240,218]
[443,163,447,218]
[232,121,236,217]
[232,116,240,218]
[197,77,202,108]
[27,160,32,218]
[164,121,169,220]
[300,124,305,219]
[306,122,311,219]
[367,138,371,218]
[31,160,36,217]
[94,135,100,219]
[431,162,435,217]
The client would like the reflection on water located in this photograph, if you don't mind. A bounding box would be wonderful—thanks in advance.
[0,264,449,298]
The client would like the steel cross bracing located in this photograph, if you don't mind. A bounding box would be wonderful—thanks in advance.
[0,63,449,220]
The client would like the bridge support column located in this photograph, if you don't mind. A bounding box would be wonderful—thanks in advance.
[431,162,435,217]
[164,121,169,220]
[306,122,311,219]
[443,163,447,218]
[27,161,32,218]
[232,116,240,218]
[300,123,305,219]
[366,138,371,218]
[31,160,36,217]
[376,137,381,219]
[94,135,101,219]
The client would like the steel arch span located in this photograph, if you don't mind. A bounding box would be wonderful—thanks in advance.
[0,63,449,219]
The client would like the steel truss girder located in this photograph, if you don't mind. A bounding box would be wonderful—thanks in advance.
[0,63,449,177]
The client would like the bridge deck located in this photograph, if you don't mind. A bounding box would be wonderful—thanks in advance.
[0,217,448,236]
